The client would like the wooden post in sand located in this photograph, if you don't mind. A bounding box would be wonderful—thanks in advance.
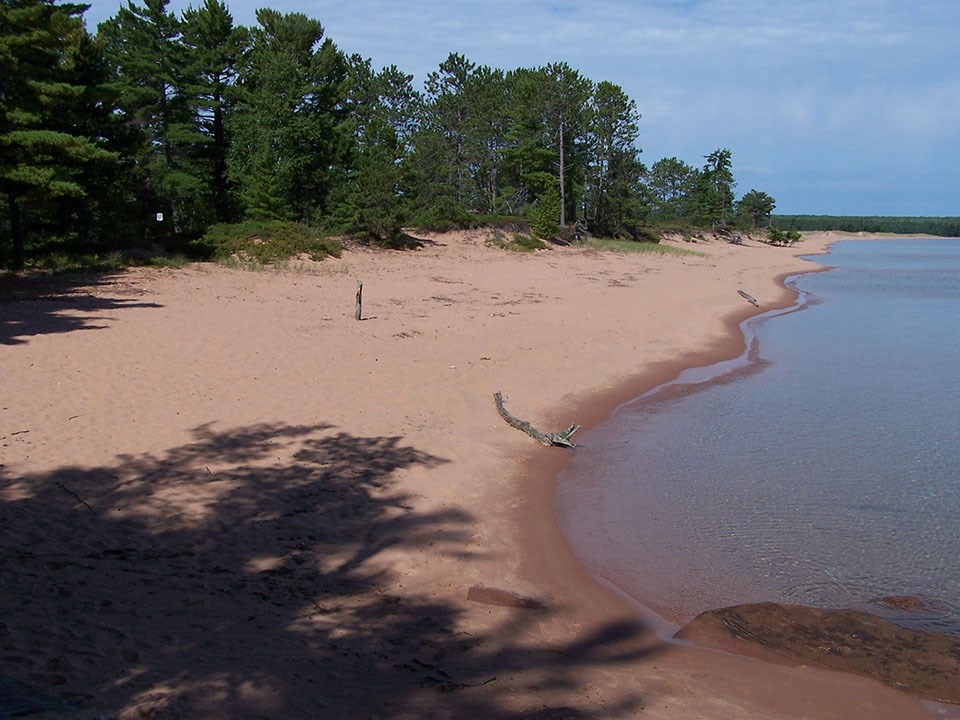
[354,281,363,320]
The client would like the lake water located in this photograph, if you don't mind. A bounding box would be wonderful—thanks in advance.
[556,238,960,636]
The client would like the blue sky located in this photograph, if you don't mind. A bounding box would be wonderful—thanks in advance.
[82,0,960,216]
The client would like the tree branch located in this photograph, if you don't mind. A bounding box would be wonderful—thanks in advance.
[493,391,580,448]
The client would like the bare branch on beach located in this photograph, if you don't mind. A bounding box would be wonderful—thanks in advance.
[493,391,580,448]
[57,482,93,512]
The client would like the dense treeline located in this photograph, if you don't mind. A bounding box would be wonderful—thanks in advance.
[774,216,960,237]
[1,0,780,269]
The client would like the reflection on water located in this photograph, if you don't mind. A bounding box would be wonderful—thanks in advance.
[557,239,960,635]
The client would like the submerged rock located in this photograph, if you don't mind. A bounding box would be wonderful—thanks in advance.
[677,602,960,704]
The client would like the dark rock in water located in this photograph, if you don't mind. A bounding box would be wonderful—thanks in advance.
[466,584,546,610]
[676,602,960,704]
[878,594,926,610]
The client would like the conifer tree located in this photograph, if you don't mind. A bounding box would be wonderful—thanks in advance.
[335,57,419,241]
[181,0,246,223]
[99,0,196,235]
[585,80,646,236]
[0,0,115,267]
[228,9,349,222]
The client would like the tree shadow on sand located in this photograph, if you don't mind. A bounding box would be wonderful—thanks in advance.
[0,272,163,345]
[1,422,658,719]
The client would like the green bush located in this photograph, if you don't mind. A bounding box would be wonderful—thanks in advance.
[197,221,342,264]
[488,229,547,252]
[765,227,803,246]
[408,198,478,233]
[530,186,561,240]
[147,254,191,268]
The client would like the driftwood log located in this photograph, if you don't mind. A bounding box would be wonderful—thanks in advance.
[738,289,759,307]
[494,391,580,448]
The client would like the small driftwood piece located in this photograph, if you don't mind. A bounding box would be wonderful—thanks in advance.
[494,391,580,448]
[57,482,93,512]
[354,281,363,320]
[738,289,759,307]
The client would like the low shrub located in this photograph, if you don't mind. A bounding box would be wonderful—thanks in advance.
[488,229,548,252]
[765,228,803,246]
[197,221,342,264]
[24,251,127,273]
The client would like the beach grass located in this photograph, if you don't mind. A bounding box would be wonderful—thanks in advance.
[487,229,549,252]
[585,237,707,257]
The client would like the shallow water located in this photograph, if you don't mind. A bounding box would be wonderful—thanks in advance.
[557,238,960,635]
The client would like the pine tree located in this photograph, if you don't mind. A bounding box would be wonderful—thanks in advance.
[0,0,116,267]
[180,0,245,223]
[585,81,646,236]
[99,0,201,236]
[228,9,349,223]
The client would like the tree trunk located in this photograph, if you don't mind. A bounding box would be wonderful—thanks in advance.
[558,121,566,227]
[213,96,229,222]
[7,191,24,269]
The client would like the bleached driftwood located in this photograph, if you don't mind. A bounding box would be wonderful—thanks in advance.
[738,289,759,307]
[494,391,580,448]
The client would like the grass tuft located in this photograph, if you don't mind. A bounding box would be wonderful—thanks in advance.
[487,229,549,252]
[584,238,706,257]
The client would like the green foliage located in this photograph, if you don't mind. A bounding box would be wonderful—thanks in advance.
[23,251,125,273]
[737,189,776,229]
[530,184,561,239]
[415,53,483,210]
[99,0,203,234]
[689,149,736,228]
[179,0,246,223]
[14,247,191,273]
[644,219,700,238]
[147,253,192,268]
[335,149,404,243]
[487,229,547,252]
[764,227,802,246]
[773,215,960,237]
[0,0,118,267]
[646,158,698,222]
[198,220,341,263]
[629,226,665,243]
[584,80,646,236]
[4,0,780,268]
[407,197,478,232]
[227,9,350,224]
[529,62,593,227]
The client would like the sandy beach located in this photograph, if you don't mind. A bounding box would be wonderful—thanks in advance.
[1,230,951,719]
